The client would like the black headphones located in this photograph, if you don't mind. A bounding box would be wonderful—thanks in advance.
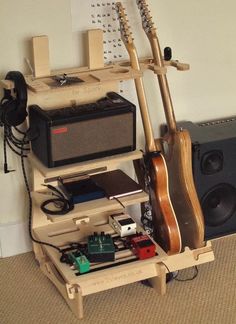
[0,71,28,126]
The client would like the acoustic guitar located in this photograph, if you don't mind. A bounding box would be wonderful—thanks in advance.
[116,2,182,254]
[136,0,205,249]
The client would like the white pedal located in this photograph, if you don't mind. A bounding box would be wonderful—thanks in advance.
[109,213,137,237]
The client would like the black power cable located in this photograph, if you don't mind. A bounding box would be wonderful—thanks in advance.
[0,113,76,255]
[161,261,199,282]
[20,133,63,253]
[40,184,74,216]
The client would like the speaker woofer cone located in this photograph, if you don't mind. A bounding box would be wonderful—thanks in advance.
[201,183,236,227]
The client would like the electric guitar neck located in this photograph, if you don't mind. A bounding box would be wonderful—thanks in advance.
[136,0,177,134]
[116,2,156,153]
[116,2,182,254]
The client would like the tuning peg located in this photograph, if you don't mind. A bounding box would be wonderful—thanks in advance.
[164,47,172,61]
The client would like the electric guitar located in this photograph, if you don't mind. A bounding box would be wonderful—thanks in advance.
[116,2,182,254]
[136,0,205,249]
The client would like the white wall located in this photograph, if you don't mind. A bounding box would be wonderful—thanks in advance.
[0,0,74,227]
[147,0,236,124]
[1,0,236,254]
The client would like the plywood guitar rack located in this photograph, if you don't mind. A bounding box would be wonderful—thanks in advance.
[30,151,214,320]
[0,31,214,319]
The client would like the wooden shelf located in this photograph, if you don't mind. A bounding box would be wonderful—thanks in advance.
[32,190,149,224]
[24,63,142,109]
[29,150,143,179]
[24,64,141,94]
[0,62,142,110]
[33,220,168,295]
[34,220,167,271]
[33,217,214,319]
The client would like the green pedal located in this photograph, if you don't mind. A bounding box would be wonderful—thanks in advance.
[69,253,90,274]
[88,232,115,262]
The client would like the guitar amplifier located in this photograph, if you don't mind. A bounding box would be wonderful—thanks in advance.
[29,92,136,168]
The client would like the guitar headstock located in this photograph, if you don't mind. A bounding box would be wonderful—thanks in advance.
[136,0,156,35]
[116,2,133,46]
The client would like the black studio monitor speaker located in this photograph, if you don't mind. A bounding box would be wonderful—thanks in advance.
[178,119,236,240]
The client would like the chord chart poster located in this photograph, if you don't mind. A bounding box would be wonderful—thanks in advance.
[70,0,152,151]
[71,1,139,62]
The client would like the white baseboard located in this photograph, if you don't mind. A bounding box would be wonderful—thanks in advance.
[0,221,32,258]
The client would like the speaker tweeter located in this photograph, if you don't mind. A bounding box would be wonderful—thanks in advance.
[200,150,223,175]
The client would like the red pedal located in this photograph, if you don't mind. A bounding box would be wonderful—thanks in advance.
[131,234,156,260]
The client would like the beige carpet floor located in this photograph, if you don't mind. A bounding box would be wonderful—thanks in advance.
[0,235,235,324]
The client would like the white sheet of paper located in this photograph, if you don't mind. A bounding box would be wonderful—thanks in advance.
[70,0,147,147]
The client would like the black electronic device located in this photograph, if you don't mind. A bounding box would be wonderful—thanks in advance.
[0,71,28,126]
[177,119,236,240]
[29,92,136,168]
[58,176,106,204]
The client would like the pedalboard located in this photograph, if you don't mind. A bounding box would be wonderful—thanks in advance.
[60,230,156,275]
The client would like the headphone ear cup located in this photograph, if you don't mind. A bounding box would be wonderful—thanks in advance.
[0,98,14,124]
[3,71,28,126]
[4,100,19,126]
[5,100,27,126]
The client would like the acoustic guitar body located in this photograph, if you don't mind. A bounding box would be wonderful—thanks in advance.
[161,129,205,249]
[134,154,182,255]
[148,154,182,254]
